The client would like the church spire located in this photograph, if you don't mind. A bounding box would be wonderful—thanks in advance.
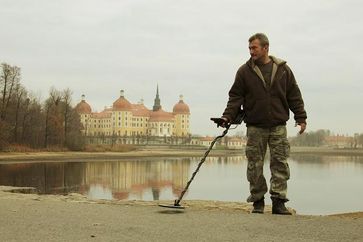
[153,84,162,111]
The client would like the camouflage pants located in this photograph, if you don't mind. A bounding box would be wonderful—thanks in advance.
[245,125,290,202]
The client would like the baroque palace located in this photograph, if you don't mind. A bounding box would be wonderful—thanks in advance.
[75,86,191,138]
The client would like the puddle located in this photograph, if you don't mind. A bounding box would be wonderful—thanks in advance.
[0,186,38,194]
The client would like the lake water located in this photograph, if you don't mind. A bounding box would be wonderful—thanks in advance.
[1,154,362,215]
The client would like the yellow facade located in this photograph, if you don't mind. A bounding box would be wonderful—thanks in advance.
[174,113,190,137]
[76,90,190,137]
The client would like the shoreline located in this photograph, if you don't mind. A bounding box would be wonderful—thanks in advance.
[0,186,362,218]
[1,146,363,162]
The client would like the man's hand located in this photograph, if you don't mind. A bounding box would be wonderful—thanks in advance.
[211,117,230,128]
[219,117,229,128]
[296,122,307,134]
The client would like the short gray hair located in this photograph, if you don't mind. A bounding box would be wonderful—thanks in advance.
[249,33,269,47]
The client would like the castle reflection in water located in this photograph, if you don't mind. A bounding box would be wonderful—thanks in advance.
[0,156,246,201]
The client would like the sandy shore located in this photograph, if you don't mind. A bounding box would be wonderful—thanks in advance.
[1,186,362,242]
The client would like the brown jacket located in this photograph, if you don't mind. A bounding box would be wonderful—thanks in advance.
[222,56,307,127]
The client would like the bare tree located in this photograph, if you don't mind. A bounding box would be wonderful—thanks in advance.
[0,63,20,121]
[0,63,21,149]
[62,88,72,146]
[44,88,62,148]
[24,97,44,148]
[13,84,27,142]
[0,63,11,119]
[21,97,30,142]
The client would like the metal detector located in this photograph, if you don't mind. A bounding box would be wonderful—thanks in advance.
[158,111,245,209]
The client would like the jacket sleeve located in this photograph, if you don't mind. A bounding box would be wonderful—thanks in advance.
[222,71,245,122]
[285,65,307,124]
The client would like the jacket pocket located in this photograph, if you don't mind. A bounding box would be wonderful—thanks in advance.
[271,97,289,122]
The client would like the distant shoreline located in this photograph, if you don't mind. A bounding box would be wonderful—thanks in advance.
[289,146,363,156]
[1,146,363,163]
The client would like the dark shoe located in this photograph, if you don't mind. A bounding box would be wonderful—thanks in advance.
[251,198,265,214]
[272,198,292,215]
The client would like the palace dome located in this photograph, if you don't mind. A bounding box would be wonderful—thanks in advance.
[75,95,92,114]
[173,95,190,114]
[113,90,132,111]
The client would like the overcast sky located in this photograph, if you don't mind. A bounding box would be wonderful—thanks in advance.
[1,0,362,136]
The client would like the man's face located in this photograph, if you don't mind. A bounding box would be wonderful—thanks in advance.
[249,39,268,63]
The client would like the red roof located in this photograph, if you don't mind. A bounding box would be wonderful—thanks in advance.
[200,136,215,142]
[131,104,150,117]
[91,109,112,119]
[149,109,174,122]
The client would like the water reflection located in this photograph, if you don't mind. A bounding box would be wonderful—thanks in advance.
[0,157,247,201]
[0,159,195,200]
[0,163,86,194]
[1,155,363,215]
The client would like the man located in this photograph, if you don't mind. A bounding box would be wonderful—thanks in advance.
[220,33,307,215]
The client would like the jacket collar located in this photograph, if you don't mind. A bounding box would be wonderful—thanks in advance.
[247,56,286,88]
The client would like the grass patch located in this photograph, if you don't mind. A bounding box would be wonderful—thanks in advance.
[1,143,137,153]
[2,144,69,153]
[83,144,137,152]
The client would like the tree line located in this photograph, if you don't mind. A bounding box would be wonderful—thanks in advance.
[289,129,332,147]
[0,63,84,151]
[290,129,363,148]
